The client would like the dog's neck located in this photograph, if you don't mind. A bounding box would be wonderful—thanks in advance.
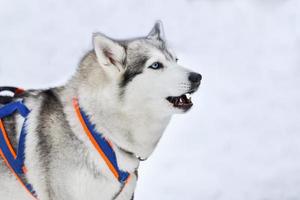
[60,87,171,173]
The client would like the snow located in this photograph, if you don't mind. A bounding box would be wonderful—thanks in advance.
[1,0,300,199]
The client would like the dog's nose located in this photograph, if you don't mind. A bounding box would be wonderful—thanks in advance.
[189,72,202,84]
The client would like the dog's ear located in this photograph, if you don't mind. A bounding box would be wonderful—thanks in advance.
[93,33,125,73]
[147,20,166,43]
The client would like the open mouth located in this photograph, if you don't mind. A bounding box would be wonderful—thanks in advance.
[166,93,193,110]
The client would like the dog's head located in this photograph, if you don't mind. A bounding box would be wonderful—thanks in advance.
[92,21,201,116]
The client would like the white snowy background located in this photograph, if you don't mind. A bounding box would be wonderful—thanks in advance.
[1,0,300,199]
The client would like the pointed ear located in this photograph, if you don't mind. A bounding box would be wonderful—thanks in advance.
[147,20,166,42]
[93,33,125,72]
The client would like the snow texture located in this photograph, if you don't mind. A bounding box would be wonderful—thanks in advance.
[1,0,300,199]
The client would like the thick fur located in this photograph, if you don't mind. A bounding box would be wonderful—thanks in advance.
[0,21,201,200]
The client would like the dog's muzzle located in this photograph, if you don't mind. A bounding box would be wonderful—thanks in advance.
[166,72,202,111]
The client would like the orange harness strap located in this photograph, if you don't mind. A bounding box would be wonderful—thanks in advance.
[72,98,131,184]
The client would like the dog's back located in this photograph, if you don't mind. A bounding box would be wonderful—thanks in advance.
[0,88,110,200]
[0,88,75,200]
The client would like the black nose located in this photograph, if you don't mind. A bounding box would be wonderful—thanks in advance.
[189,72,202,84]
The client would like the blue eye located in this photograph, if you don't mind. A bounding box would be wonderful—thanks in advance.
[149,62,163,70]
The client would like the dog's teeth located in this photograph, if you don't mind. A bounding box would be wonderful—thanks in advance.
[185,93,191,99]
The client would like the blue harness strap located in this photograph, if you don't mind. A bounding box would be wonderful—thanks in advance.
[0,100,38,199]
[0,101,30,119]
[81,108,130,183]
[73,99,130,184]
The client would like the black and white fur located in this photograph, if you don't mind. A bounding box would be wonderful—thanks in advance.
[0,21,201,200]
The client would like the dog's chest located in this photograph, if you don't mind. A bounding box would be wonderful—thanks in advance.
[54,166,122,200]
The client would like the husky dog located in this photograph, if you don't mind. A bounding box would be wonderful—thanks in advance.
[0,21,201,200]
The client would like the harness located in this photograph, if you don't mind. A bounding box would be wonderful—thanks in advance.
[72,98,130,183]
[0,87,130,199]
[0,87,37,199]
